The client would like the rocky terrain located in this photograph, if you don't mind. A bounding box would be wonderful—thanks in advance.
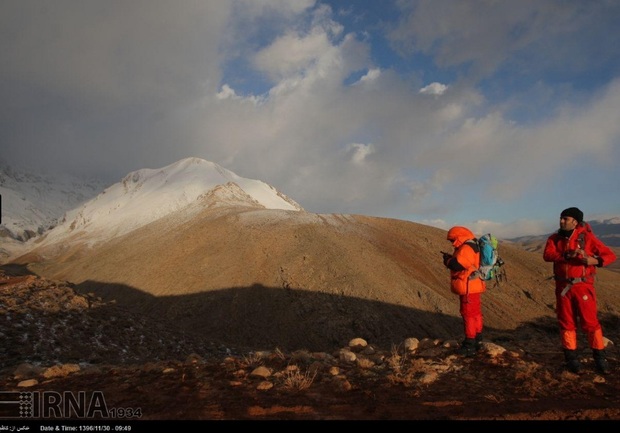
[1,264,620,425]
[2,204,620,426]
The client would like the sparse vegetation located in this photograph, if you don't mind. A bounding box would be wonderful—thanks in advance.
[282,367,317,391]
[2,260,620,420]
[356,356,375,369]
[386,344,408,375]
[241,352,263,368]
[385,344,426,387]
[273,347,286,360]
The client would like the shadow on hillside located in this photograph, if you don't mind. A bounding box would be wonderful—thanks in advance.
[0,263,37,276]
[3,263,620,357]
[70,278,620,355]
[4,261,620,368]
[77,279,465,352]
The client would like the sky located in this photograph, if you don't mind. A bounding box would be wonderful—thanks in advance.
[2,0,620,239]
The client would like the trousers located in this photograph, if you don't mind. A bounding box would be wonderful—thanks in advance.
[459,292,483,339]
[556,282,604,350]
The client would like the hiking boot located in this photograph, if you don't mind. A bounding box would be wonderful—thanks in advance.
[564,349,582,374]
[457,338,477,357]
[566,359,582,374]
[475,333,484,352]
[593,349,610,375]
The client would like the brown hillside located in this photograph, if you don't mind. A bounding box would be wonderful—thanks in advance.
[2,267,620,422]
[12,205,620,353]
[4,206,620,422]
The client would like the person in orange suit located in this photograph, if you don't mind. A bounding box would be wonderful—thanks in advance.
[442,226,486,357]
[543,207,617,374]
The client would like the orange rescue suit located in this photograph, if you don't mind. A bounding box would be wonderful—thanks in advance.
[446,226,486,295]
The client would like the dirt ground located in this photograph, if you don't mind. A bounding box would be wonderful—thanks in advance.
[1,268,620,428]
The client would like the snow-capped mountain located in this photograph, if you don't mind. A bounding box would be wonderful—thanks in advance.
[19,157,303,250]
[0,160,106,241]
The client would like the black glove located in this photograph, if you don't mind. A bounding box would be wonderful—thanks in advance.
[442,252,452,267]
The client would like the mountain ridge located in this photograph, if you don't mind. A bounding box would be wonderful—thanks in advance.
[3,157,620,352]
[2,157,619,251]
[0,160,106,241]
[1,157,303,258]
[13,201,620,353]
[3,158,620,420]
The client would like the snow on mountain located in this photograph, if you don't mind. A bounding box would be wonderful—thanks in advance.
[32,157,304,248]
[593,217,620,225]
[508,217,620,249]
[0,160,106,241]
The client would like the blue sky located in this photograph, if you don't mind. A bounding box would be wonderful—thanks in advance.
[1,0,619,238]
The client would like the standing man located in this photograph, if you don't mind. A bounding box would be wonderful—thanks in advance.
[443,226,486,357]
[543,207,616,374]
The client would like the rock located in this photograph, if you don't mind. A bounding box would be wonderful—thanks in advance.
[483,342,507,357]
[250,366,271,379]
[257,381,273,391]
[333,378,352,392]
[404,337,420,352]
[419,371,439,384]
[13,362,43,380]
[338,349,357,363]
[348,338,367,351]
[42,363,81,379]
[17,379,38,387]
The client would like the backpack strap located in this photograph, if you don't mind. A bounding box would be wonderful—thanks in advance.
[464,239,480,253]
[464,239,481,280]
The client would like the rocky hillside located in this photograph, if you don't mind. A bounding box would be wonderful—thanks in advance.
[4,202,620,423]
[1,265,619,422]
[11,204,620,354]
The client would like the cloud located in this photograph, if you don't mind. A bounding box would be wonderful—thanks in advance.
[1,0,618,239]
[346,142,375,165]
[253,30,335,82]
[420,82,448,96]
[1,0,232,177]
[387,0,620,80]
[468,219,553,240]
[357,68,381,84]
[236,0,317,17]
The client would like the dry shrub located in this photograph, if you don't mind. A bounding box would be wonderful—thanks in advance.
[283,368,317,391]
[386,344,407,375]
[356,357,375,369]
[273,347,286,360]
[385,344,428,387]
[241,352,263,368]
